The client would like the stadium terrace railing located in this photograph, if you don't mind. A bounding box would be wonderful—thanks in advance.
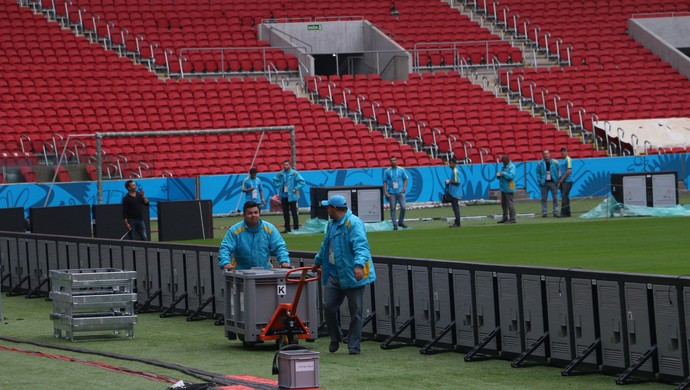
[412,39,532,72]
[176,46,309,79]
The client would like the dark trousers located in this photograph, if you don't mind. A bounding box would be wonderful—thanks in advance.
[500,192,516,222]
[323,276,365,352]
[540,181,559,216]
[281,197,299,231]
[560,181,572,217]
[450,197,461,225]
[126,218,148,241]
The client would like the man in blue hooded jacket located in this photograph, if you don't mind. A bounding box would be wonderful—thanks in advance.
[496,154,517,224]
[558,147,574,217]
[383,156,409,230]
[218,201,291,271]
[445,158,462,228]
[273,160,305,233]
[311,195,376,355]
[241,167,265,208]
[536,150,560,218]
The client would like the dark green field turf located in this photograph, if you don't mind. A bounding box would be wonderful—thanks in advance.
[2,198,688,389]
[0,294,672,390]
[198,214,690,276]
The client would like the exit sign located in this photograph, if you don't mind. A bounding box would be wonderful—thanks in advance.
[307,24,322,31]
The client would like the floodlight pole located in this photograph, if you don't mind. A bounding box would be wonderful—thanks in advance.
[290,125,297,167]
[96,133,104,205]
[94,126,295,205]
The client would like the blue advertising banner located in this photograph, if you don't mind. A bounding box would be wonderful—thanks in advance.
[0,155,687,216]
[0,177,196,218]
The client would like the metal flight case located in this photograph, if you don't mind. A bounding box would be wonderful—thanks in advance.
[49,268,137,341]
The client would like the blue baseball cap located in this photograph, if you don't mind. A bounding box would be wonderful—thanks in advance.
[320,195,348,208]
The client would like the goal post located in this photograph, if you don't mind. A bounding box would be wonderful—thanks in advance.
[93,126,296,204]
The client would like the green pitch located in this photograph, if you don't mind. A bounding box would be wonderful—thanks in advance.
[2,196,687,389]
[195,196,690,276]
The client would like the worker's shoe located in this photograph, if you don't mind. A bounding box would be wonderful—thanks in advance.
[348,349,360,355]
[328,341,340,353]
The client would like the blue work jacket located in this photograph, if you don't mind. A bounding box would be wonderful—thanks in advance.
[314,210,376,289]
[383,167,408,195]
[242,176,263,204]
[273,168,305,202]
[218,220,289,270]
[498,162,516,193]
[447,166,462,198]
[559,156,573,183]
[536,158,560,186]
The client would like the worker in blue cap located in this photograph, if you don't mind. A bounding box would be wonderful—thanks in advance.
[312,195,376,355]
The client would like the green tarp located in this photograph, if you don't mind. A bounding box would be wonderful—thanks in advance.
[580,196,690,218]
[288,218,399,234]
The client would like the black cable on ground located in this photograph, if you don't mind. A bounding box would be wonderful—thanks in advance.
[0,344,179,384]
[0,336,278,390]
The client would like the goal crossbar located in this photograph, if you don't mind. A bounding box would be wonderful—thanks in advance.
[93,126,296,204]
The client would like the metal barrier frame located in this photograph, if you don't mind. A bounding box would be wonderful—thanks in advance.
[1,230,689,386]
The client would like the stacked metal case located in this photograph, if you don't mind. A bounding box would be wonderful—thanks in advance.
[49,268,137,341]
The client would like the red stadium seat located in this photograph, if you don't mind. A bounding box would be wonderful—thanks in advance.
[1,0,688,182]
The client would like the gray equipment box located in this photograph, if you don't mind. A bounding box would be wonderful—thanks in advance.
[49,268,137,341]
[498,272,522,357]
[598,280,626,371]
[545,276,574,363]
[224,268,319,344]
[277,349,320,389]
[453,269,475,351]
[475,271,498,352]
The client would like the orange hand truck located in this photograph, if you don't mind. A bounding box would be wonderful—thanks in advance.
[259,267,322,348]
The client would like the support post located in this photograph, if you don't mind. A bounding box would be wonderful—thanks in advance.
[616,345,657,385]
[96,133,103,205]
[420,321,456,355]
[561,339,601,376]
[135,289,161,313]
[511,332,549,367]
[187,295,215,321]
[380,316,415,350]
[464,326,501,362]
[160,292,188,318]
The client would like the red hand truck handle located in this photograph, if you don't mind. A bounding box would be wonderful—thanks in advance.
[285,266,322,283]
[284,267,321,316]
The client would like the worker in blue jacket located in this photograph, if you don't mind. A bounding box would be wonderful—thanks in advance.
[312,195,376,355]
[558,147,574,217]
[218,201,291,271]
[273,160,305,233]
[496,154,517,224]
[241,167,265,208]
[536,150,560,217]
[383,156,409,230]
[445,158,462,227]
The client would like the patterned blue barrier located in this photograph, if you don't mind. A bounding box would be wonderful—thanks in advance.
[0,155,687,216]
[0,178,196,218]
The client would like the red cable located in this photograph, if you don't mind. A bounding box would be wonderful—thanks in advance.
[0,345,178,384]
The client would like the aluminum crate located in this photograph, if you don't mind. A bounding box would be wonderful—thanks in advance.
[50,268,137,341]
[50,268,136,293]
[51,313,137,341]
